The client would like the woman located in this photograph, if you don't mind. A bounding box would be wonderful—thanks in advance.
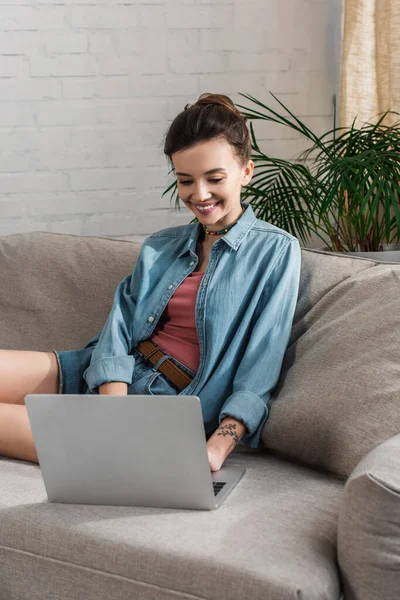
[0,93,301,472]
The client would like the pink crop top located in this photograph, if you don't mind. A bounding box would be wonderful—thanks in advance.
[149,271,204,373]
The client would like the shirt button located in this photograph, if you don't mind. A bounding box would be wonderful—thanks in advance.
[189,261,195,266]
[168,285,173,290]
[148,316,154,322]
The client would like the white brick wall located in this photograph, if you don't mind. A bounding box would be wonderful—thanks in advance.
[0,0,342,247]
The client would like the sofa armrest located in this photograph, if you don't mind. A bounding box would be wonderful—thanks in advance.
[337,434,400,600]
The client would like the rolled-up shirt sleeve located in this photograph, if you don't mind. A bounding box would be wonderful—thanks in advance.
[218,239,301,448]
[83,250,145,393]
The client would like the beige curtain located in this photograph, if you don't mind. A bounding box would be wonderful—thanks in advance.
[340,0,400,126]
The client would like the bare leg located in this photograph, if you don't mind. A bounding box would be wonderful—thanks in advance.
[0,350,59,405]
[0,350,60,462]
[0,404,38,463]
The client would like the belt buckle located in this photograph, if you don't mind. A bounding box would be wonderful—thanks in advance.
[136,342,192,390]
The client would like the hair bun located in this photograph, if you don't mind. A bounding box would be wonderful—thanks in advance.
[185,93,247,122]
[167,92,252,164]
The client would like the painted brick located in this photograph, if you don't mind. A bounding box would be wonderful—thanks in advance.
[88,32,118,55]
[46,33,88,54]
[137,5,166,29]
[65,123,167,152]
[96,101,167,125]
[135,166,170,190]
[0,7,66,31]
[120,29,167,54]
[129,76,198,97]
[197,73,266,96]
[62,77,132,100]
[44,0,167,3]
[64,75,198,99]
[200,29,268,53]
[83,214,142,237]
[0,128,68,152]
[0,152,36,173]
[27,148,165,172]
[0,199,24,218]
[97,54,166,76]
[0,78,61,100]
[263,70,307,94]
[166,5,234,29]
[0,31,44,55]
[0,104,36,126]
[166,96,196,120]
[254,138,312,161]
[70,6,139,29]
[300,115,334,137]
[36,102,98,126]
[69,168,138,191]
[139,188,178,211]
[166,30,200,54]
[0,172,66,194]
[89,30,167,55]
[227,52,290,73]
[27,192,139,217]
[30,55,98,77]
[247,118,303,141]
[0,56,25,78]
[169,53,225,74]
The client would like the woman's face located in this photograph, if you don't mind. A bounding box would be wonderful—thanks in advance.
[172,137,254,232]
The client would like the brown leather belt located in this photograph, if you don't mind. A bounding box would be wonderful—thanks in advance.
[135,340,194,392]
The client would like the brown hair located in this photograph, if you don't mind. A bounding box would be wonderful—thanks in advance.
[164,93,251,166]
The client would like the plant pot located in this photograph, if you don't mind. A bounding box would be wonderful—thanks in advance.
[318,246,400,263]
[348,244,400,262]
[379,244,400,250]
[347,250,400,262]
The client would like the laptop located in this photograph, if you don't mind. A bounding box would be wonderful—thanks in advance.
[24,394,246,510]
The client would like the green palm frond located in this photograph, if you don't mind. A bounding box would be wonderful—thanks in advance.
[161,92,400,252]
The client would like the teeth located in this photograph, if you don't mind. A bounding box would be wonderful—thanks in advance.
[197,204,217,210]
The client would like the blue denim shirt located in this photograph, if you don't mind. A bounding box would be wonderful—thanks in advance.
[82,202,301,448]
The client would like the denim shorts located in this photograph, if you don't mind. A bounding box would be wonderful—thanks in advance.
[52,345,197,396]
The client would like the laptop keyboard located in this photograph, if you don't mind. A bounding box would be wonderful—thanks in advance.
[213,481,226,496]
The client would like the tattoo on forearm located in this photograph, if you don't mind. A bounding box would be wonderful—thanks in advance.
[216,423,240,446]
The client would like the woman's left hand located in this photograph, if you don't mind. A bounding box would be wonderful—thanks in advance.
[207,446,225,472]
[206,417,247,471]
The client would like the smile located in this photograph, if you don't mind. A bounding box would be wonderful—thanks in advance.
[193,202,221,214]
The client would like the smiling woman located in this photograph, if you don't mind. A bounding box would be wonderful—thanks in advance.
[172,137,252,238]
[1,93,302,475]
[164,94,253,243]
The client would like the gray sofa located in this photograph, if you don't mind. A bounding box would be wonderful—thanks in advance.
[0,231,399,600]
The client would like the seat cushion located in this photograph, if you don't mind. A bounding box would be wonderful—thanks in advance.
[0,449,343,600]
[261,249,400,479]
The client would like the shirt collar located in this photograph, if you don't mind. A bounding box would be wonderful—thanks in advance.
[221,201,257,250]
[177,201,257,258]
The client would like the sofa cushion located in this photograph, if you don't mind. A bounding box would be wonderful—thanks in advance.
[338,433,400,600]
[261,249,400,478]
[0,449,343,600]
[0,231,142,352]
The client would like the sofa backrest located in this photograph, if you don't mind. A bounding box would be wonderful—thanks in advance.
[262,248,400,478]
[0,231,142,352]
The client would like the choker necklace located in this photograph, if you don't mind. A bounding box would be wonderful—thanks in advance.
[201,207,245,236]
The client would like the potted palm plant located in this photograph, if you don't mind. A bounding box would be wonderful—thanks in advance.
[163,93,400,260]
